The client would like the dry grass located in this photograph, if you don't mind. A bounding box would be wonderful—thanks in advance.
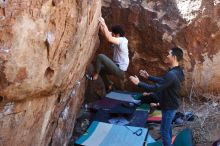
[179,82,220,144]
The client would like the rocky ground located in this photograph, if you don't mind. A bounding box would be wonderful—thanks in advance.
[69,98,220,146]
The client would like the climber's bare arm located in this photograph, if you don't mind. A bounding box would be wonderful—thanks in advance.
[99,17,119,45]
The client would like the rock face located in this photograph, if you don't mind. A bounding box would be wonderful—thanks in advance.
[100,0,220,98]
[0,0,101,146]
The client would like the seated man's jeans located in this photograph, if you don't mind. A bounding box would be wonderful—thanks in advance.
[160,109,176,146]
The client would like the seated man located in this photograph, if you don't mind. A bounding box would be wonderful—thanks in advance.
[139,92,161,113]
[129,47,184,146]
[87,17,129,91]
[138,70,162,112]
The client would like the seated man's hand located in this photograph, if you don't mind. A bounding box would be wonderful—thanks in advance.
[150,103,160,107]
[129,75,140,85]
[143,92,151,96]
[139,70,149,79]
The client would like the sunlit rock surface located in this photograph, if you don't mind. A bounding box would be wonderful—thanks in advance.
[0,0,101,145]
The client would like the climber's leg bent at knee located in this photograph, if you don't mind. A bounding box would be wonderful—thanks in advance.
[86,17,129,91]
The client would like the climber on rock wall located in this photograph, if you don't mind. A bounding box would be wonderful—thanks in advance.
[86,17,129,92]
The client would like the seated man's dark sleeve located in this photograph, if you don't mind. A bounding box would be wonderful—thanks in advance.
[140,94,159,104]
